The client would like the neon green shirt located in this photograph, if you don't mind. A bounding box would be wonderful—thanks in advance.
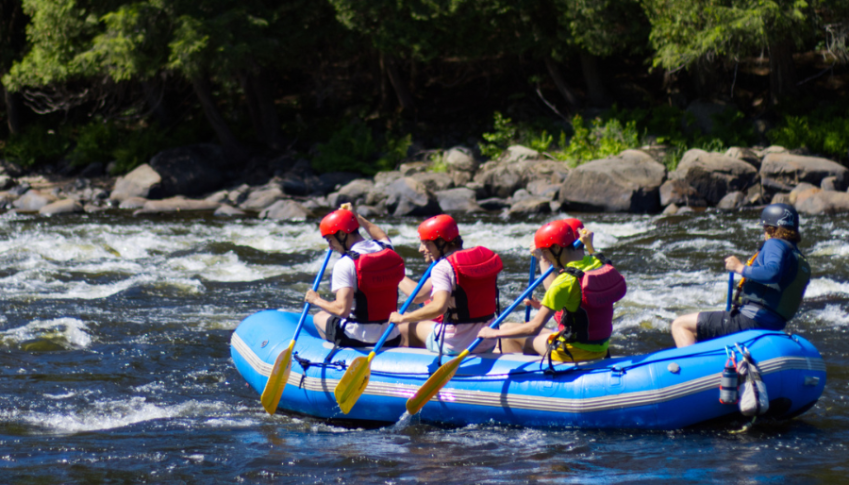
[540,255,603,314]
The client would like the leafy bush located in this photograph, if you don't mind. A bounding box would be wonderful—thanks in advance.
[312,122,412,175]
[2,125,72,167]
[768,114,849,160]
[554,115,641,166]
[69,120,120,166]
[479,112,518,159]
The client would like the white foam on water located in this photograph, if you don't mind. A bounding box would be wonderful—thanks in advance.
[44,392,77,400]
[0,317,93,349]
[166,251,288,282]
[809,240,849,258]
[812,304,849,327]
[806,278,849,299]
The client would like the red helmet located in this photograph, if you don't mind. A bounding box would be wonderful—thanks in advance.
[319,209,359,237]
[418,214,460,242]
[563,218,584,234]
[534,220,576,250]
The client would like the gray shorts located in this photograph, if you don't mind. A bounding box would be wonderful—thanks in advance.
[696,310,759,342]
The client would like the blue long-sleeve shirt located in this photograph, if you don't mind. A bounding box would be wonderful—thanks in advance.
[739,238,800,328]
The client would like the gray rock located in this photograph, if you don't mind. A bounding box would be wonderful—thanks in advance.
[498,145,540,164]
[789,184,821,206]
[659,179,707,207]
[0,191,17,207]
[450,171,472,187]
[328,178,374,208]
[435,188,483,213]
[148,144,226,198]
[204,190,230,204]
[9,182,30,197]
[444,147,478,172]
[119,197,149,209]
[662,203,680,215]
[355,204,386,218]
[318,172,362,194]
[13,190,57,212]
[559,150,666,213]
[411,172,453,193]
[746,184,765,205]
[399,162,429,176]
[84,203,108,213]
[301,197,329,211]
[214,204,247,217]
[724,147,762,168]
[465,181,487,200]
[795,190,849,215]
[110,164,162,202]
[280,176,309,196]
[512,188,532,202]
[239,186,285,211]
[39,198,84,215]
[821,176,839,191]
[549,200,562,213]
[0,174,12,190]
[771,193,792,205]
[374,170,404,187]
[670,149,757,205]
[716,191,746,210]
[473,161,529,198]
[526,180,563,201]
[384,177,440,217]
[508,197,552,216]
[226,184,251,206]
[760,153,848,191]
[137,197,220,214]
[477,197,511,211]
[260,200,313,220]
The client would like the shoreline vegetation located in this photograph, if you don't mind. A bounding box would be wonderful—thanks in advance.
[0,1,848,217]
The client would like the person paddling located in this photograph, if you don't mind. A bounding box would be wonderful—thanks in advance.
[306,209,406,348]
[671,203,811,347]
[477,220,626,363]
[391,215,503,356]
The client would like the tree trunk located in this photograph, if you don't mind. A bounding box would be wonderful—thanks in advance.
[544,56,580,107]
[239,72,266,144]
[191,75,248,163]
[377,52,390,111]
[382,54,415,112]
[579,52,612,107]
[768,38,798,105]
[2,81,22,135]
[249,69,284,150]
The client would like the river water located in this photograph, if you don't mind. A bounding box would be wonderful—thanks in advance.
[0,209,847,483]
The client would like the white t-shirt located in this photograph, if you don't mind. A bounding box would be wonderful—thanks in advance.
[330,239,400,343]
[430,257,496,354]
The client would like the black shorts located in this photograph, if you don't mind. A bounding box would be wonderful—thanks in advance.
[696,310,759,342]
[325,315,402,348]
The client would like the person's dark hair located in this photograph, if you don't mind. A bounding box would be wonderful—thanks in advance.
[443,236,463,251]
[765,225,801,244]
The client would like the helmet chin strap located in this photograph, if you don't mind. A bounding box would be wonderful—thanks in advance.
[434,239,448,260]
[550,245,565,270]
[334,232,350,252]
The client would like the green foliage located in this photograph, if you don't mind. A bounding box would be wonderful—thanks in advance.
[69,120,119,166]
[313,123,412,175]
[529,130,554,153]
[2,124,72,167]
[427,152,448,173]
[768,115,849,159]
[479,112,517,159]
[554,115,641,166]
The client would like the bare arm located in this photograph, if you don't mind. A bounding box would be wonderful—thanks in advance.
[305,287,354,317]
[399,276,432,304]
[357,214,390,243]
[389,290,449,324]
[579,229,595,255]
[478,305,555,339]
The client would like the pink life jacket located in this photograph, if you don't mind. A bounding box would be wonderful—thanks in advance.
[445,247,503,323]
[556,254,626,343]
[347,245,405,323]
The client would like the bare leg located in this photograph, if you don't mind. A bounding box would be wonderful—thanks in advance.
[671,312,700,348]
[399,321,435,348]
[496,337,527,353]
[526,329,555,355]
[313,311,331,339]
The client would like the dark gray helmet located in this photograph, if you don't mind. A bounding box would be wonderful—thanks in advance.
[761,203,799,231]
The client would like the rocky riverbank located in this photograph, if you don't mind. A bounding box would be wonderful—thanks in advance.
[1,143,848,219]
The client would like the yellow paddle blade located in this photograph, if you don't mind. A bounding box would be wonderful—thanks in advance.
[405,350,470,415]
[260,340,295,414]
[334,352,376,414]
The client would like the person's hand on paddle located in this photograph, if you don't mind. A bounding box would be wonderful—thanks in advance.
[477,326,502,339]
[529,241,543,259]
[387,311,406,324]
[725,255,745,274]
[524,296,542,310]
[305,289,320,305]
[578,228,595,254]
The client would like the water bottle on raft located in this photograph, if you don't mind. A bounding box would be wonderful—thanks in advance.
[719,355,739,405]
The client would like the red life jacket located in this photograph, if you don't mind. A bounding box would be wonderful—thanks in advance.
[347,246,405,323]
[445,247,503,323]
[556,254,626,342]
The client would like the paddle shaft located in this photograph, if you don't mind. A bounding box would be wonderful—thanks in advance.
[371,261,438,352]
[524,256,536,322]
[726,271,734,312]
[293,249,334,341]
[465,265,555,354]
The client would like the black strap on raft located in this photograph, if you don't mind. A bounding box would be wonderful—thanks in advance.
[324,319,350,363]
[292,352,348,388]
[541,329,575,375]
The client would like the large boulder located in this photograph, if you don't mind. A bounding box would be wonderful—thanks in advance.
[670,149,757,205]
[13,190,58,212]
[724,147,762,169]
[508,197,552,216]
[498,145,540,164]
[327,178,373,207]
[558,150,666,213]
[239,186,285,211]
[760,153,848,191]
[137,196,220,214]
[39,198,84,216]
[443,147,478,173]
[260,200,313,220]
[110,164,162,202]
[384,177,440,216]
[148,144,225,198]
[716,191,747,210]
[795,191,849,215]
[659,179,707,207]
[435,188,483,213]
[411,172,453,193]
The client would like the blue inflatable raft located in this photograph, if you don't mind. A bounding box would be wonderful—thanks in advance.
[231,310,826,430]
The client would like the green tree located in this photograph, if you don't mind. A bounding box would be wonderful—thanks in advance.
[643,0,818,104]
[1,0,31,134]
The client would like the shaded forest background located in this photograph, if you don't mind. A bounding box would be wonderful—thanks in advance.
[1,0,848,176]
